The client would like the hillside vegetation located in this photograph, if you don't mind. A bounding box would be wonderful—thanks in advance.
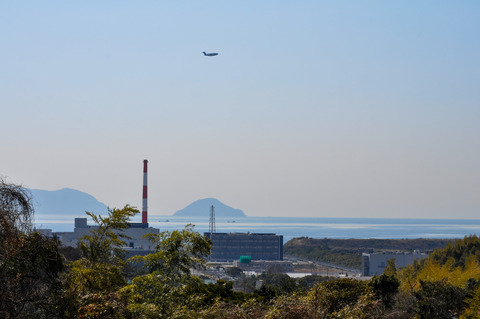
[4,180,480,318]
[284,237,453,269]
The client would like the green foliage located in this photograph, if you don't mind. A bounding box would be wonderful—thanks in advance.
[0,231,65,318]
[297,275,331,291]
[431,235,480,269]
[6,182,480,319]
[232,275,258,294]
[461,285,480,319]
[264,278,381,319]
[77,292,130,319]
[384,258,397,276]
[133,224,211,278]
[265,293,312,318]
[397,235,480,292]
[122,273,203,318]
[122,275,249,318]
[60,245,83,262]
[413,280,467,319]
[121,225,213,317]
[258,273,298,295]
[1,180,65,318]
[307,278,370,316]
[394,236,480,317]
[369,273,399,308]
[254,285,279,303]
[247,274,330,302]
[198,298,267,318]
[66,259,127,296]
[225,266,244,278]
[78,205,139,264]
[192,280,251,306]
[331,291,381,319]
[62,205,139,317]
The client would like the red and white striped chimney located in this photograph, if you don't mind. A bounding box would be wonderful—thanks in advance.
[142,159,148,224]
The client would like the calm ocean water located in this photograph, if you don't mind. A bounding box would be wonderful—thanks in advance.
[35,216,480,243]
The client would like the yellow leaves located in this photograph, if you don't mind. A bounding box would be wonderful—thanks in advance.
[460,286,480,319]
[332,291,381,319]
[453,258,480,287]
[399,255,480,291]
[417,259,452,283]
[66,259,127,296]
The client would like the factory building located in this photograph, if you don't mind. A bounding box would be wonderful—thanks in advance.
[362,251,428,276]
[205,232,283,262]
[56,217,159,251]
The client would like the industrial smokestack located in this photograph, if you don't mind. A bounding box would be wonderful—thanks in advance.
[142,159,148,224]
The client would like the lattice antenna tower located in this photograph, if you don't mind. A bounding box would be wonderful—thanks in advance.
[142,160,148,224]
[209,205,216,233]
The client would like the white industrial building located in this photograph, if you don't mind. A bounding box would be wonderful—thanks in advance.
[362,251,428,276]
[55,217,159,252]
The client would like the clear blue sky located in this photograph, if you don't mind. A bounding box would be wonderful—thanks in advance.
[1,1,479,218]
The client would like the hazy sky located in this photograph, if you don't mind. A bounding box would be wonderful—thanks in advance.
[1,1,479,219]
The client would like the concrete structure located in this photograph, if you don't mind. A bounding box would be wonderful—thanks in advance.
[205,232,283,262]
[362,251,428,276]
[56,217,159,250]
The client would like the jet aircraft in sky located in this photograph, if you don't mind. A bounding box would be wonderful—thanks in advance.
[203,51,218,56]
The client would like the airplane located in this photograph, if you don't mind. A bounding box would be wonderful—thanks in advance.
[203,51,218,56]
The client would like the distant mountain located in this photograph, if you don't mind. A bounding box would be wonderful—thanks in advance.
[173,198,246,218]
[28,188,109,218]
[27,189,245,220]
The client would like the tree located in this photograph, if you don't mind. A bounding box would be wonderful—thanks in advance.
[0,179,64,318]
[122,225,212,317]
[369,273,399,308]
[226,266,244,278]
[297,275,330,291]
[0,179,32,235]
[199,298,267,319]
[431,235,480,268]
[461,285,480,319]
[78,205,139,264]
[134,224,211,280]
[258,273,298,295]
[333,291,382,319]
[266,293,313,318]
[384,258,397,277]
[307,278,370,317]
[414,280,467,319]
[64,205,139,317]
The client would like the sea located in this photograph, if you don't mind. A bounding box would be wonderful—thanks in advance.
[34,216,480,243]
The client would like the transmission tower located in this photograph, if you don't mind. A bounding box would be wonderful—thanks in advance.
[209,205,216,233]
